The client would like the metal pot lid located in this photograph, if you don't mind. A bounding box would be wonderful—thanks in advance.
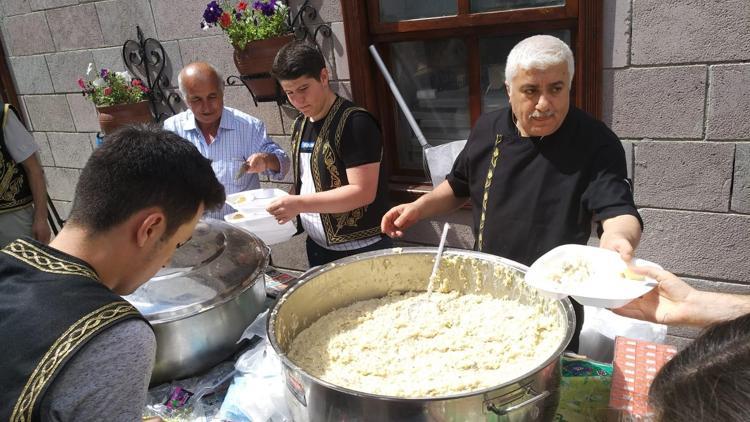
[124,218,270,323]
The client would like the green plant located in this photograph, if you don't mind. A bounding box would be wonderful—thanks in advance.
[201,0,290,50]
[78,64,148,107]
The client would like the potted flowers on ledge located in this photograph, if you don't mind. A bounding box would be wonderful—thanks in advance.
[201,0,293,101]
[78,63,153,134]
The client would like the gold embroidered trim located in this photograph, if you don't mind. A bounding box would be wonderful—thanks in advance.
[0,104,33,210]
[477,134,502,251]
[1,239,99,281]
[10,302,139,421]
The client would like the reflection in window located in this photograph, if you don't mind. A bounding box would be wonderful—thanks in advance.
[389,39,470,171]
[379,0,457,23]
[479,30,570,113]
[471,0,564,13]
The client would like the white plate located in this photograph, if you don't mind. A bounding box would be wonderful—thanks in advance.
[524,244,662,308]
[226,188,288,213]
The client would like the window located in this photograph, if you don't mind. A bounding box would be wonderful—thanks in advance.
[342,0,602,194]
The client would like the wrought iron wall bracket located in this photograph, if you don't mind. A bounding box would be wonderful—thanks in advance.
[226,74,287,107]
[123,26,181,122]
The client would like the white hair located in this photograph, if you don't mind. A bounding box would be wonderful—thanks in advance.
[177,62,224,98]
[504,35,574,87]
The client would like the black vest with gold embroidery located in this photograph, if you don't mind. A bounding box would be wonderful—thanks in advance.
[0,104,34,215]
[0,238,146,422]
[291,97,388,246]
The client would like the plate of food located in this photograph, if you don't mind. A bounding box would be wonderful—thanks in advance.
[524,244,662,308]
[225,188,287,213]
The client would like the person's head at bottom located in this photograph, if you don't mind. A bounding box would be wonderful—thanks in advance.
[59,124,225,294]
[649,313,750,422]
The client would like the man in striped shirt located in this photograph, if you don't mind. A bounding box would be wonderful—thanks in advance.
[164,62,290,219]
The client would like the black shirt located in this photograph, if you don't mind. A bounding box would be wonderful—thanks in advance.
[447,106,642,266]
[300,113,382,168]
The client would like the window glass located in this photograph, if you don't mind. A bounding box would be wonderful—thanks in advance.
[479,30,571,113]
[379,0,457,23]
[388,39,470,171]
[471,0,564,13]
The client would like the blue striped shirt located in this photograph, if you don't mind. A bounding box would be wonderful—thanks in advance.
[164,107,290,219]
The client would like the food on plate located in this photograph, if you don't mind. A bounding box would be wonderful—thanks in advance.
[620,267,646,281]
[230,213,244,220]
[546,258,591,285]
[234,195,247,204]
[287,261,565,398]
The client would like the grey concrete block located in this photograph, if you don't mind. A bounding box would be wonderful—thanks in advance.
[663,335,692,350]
[732,144,750,213]
[637,208,750,283]
[66,93,99,132]
[47,132,93,168]
[92,47,125,74]
[621,140,633,180]
[396,210,475,249]
[330,81,352,101]
[47,5,104,51]
[222,85,285,135]
[152,0,222,41]
[331,22,349,80]
[2,12,54,56]
[23,95,75,132]
[9,55,53,94]
[683,276,750,295]
[3,0,30,16]
[158,41,183,89]
[44,166,79,201]
[632,0,750,65]
[602,0,630,68]
[95,0,156,47]
[289,0,341,23]
[178,35,236,86]
[45,50,95,93]
[280,104,301,136]
[29,0,76,11]
[707,64,750,140]
[667,324,702,340]
[269,231,308,271]
[602,66,706,139]
[634,141,733,212]
[32,131,54,166]
[51,199,71,220]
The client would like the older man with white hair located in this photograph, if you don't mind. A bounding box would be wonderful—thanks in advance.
[381,35,642,351]
[164,61,290,218]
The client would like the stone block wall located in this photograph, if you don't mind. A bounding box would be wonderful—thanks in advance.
[603,0,750,345]
[0,0,349,269]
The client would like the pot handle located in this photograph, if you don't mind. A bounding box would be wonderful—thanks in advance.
[486,388,550,416]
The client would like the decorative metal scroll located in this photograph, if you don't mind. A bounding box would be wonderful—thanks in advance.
[122,26,182,122]
[227,1,332,105]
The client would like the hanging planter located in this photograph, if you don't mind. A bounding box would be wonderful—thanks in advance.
[233,33,294,102]
[96,100,153,134]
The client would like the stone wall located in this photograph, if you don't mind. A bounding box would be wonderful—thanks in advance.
[0,0,348,270]
[602,0,750,346]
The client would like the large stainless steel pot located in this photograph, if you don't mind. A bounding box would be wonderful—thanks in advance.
[125,218,269,384]
[268,248,575,422]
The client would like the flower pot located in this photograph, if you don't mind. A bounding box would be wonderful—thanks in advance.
[233,34,294,102]
[96,101,153,134]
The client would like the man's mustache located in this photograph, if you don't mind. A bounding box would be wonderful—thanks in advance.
[529,111,555,119]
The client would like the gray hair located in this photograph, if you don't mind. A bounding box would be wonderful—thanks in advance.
[177,62,225,98]
[504,35,574,87]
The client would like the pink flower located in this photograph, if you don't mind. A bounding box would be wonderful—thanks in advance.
[77,78,86,89]
[103,87,113,96]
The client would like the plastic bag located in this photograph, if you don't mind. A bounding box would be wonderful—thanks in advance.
[216,311,292,422]
[578,306,667,363]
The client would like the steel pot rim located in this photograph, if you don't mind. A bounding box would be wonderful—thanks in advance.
[268,247,576,402]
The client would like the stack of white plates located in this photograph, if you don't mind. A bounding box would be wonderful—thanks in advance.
[223,188,296,245]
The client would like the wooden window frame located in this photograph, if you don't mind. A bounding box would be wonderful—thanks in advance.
[341,0,602,202]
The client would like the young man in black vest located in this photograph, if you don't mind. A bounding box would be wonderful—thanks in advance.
[0,125,225,421]
[267,41,392,266]
[0,104,50,247]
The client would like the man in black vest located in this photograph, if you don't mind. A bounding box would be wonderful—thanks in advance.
[0,104,50,247]
[381,35,643,352]
[0,125,225,421]
[267,41,391,266]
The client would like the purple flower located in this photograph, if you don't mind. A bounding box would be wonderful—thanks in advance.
[253,0,276,16]
[235,11,243,20]
[100,68,109,78]
[203,1,224,24]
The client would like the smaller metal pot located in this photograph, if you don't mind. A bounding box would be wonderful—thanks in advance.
[125,218,269,384]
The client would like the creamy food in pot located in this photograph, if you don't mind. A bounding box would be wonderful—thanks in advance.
[287,255,565,398]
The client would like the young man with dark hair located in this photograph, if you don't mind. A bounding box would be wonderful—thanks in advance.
[0,125,225,421]
[267,41,392,266]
